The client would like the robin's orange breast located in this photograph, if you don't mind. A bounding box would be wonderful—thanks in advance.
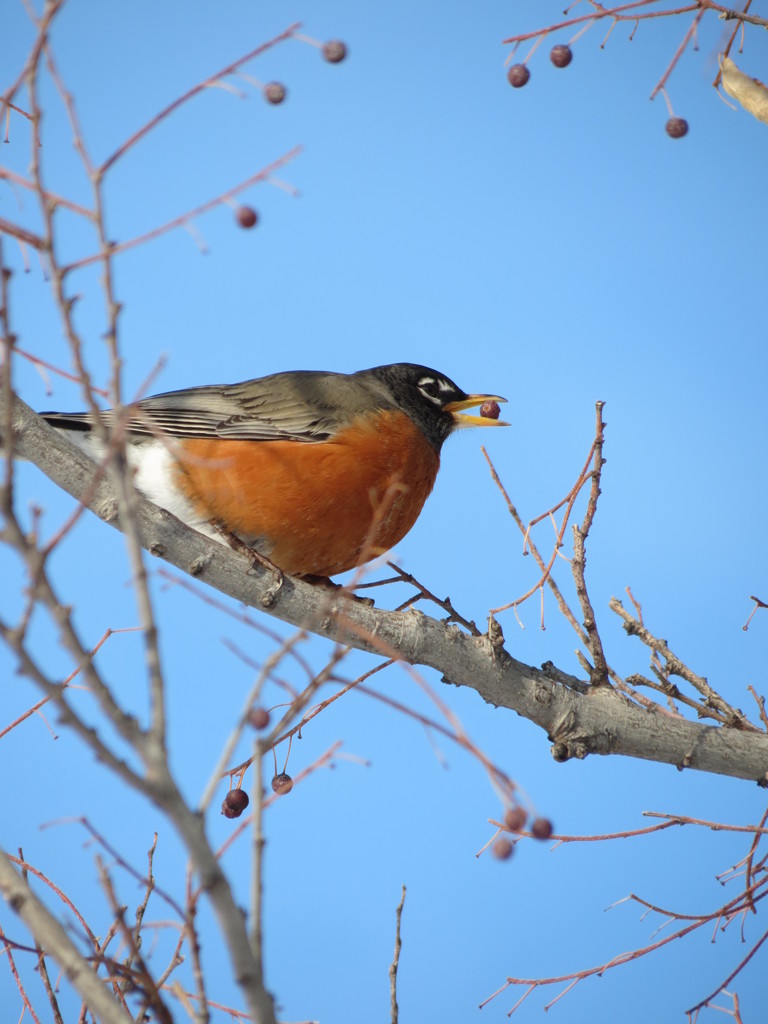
[172,409,441,577]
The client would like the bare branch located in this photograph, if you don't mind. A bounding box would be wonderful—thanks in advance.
[5,390,768,784]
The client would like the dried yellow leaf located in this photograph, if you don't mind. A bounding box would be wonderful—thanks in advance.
[720,55,768,126]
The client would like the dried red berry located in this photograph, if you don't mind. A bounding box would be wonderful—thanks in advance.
[665,117,689,139]
[550,45,573,68]
[322,40,347,64]
[480,400,501,421]
[222,789,249,818]
[531,817,554,840]
[492,838,514,860]
[236,206,258,229]
[264,82,287,105]
[503,806,528,832]
[507,64,530,88]
[248,707,270,730]
[271,772,294,795]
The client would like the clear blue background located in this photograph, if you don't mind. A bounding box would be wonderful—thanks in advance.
[2,2,768,1022]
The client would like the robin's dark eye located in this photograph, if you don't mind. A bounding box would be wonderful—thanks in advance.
[417,377,442,403]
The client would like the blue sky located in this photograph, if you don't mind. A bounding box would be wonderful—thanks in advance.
[2,2,768,1022]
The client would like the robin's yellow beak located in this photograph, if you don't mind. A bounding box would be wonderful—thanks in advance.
[444,394,509,428]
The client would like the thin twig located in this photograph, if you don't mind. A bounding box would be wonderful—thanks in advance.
[747,686,768,732]
[571,402,609,685]
[389,885,406,1024]
[649,7,706,99]
[382,562,480,635]
[249,751,266,984]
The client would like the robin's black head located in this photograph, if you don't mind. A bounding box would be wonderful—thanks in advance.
[356,363,508,452]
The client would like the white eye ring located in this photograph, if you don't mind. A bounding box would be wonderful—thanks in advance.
[417,376,451,404]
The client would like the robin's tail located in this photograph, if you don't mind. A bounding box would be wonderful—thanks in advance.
[0,411,93,457]
[38,412,95,432]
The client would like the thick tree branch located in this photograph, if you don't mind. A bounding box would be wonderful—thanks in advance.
[3,390,768,786]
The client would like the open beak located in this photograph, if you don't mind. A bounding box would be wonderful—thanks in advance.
[444,394,509,428]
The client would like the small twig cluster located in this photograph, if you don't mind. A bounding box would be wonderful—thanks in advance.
[612,589,762,729]
[483,401,605,633]
[503,1,768,137]
[478,809,768,1017]
[483,402,765,728]
[1,826,254,1022]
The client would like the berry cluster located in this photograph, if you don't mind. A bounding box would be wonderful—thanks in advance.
[507,43,689,139]
[220,706,294,819]
[222,788,250,818]
[491,806,555,861]
[507,43,573,88]
[220,771,295,818]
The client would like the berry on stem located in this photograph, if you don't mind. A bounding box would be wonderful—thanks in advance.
[236,206,258,229]
[492,838,515,860]
[531,817,554,840]
[507,64,530,88]
[504,806,528,832]
[248,707,270,730]
[322,40,347,64]
[550,44,573,69]
[263,82,287,105]
[665,117,689,139]
[271,772,294,795]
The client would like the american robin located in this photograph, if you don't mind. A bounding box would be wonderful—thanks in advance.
[40,363,507,577]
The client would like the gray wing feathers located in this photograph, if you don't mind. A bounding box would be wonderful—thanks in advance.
[42,371,392,443]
